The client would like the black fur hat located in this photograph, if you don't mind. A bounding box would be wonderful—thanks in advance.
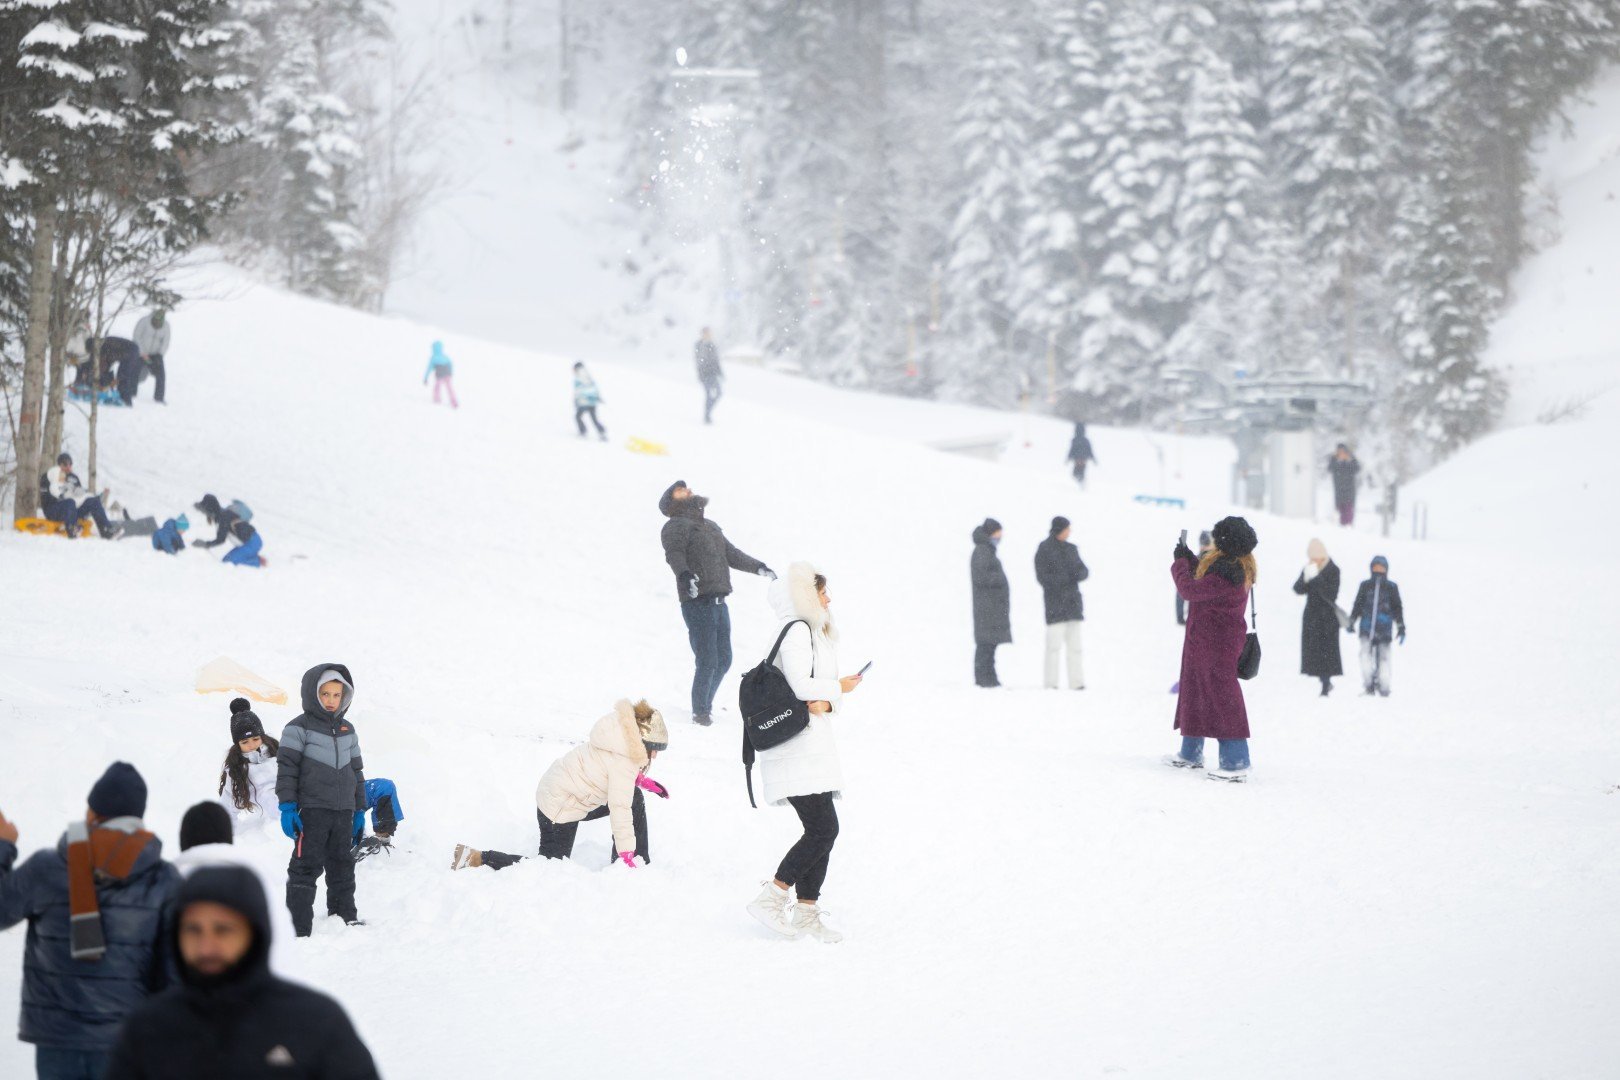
[1211,516,1258,557]
[229,697,265,743]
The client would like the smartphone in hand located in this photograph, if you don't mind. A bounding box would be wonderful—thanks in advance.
[1179,529,1188,547]
[856,661,872,677]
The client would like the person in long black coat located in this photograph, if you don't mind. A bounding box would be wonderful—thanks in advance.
[970,518,1010,687]
[1292,538,1343,696]
[1034,516,1089,689]
[1066,423,1097,487]
[1328,444,1360,526]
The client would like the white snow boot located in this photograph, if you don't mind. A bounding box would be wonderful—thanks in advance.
[1206,767,1250,783]
[450,844,483,871]
[746,881,798,938]
[1162,754,1203,770]
[791,903,843,944]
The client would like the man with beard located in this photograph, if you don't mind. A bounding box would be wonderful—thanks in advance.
[105,865,378,1079]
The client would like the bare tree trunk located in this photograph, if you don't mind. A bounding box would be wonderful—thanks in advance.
[88,281,105,492]
[13,195,57,522]
[42,324,69,463]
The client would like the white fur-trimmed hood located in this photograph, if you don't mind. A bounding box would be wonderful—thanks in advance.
[768,562,836,641]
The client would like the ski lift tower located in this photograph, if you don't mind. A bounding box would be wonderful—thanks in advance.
[668,57,761,344]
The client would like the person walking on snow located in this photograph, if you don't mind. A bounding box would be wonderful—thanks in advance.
[1165,516,1259,782]
[0,763,180,1080]
[424,340,457,409]
[971,518,1011,688]
[1035,516,1089,690]
[40,453,120,539]
[1066,422,1098,487]
[131,309,170,405]
[275,665,367,937]
[1292,538,1344,697]
[1328,444,1360,527]
[745,564,862,944]
[452,700,669,871]
[192,494,262,568]
[572,361,607,440]
[104,865,380,1080]
[1347,556,1405,697]
[695,327,724,424]
[659,480,775,725]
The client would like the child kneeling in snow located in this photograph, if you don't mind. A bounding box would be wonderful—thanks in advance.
[452,700,668,871]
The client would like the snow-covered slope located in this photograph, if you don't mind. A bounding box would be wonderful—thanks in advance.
[1,272,1616,1079]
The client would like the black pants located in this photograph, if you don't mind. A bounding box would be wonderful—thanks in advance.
[146,352,165,402]
[286,807,357,936]
[575,405,604,435]
[974,643,1000,687]
[44,494,112,537]
[483,795,650,871]
[703,380,722,422]
[775,793,838,902]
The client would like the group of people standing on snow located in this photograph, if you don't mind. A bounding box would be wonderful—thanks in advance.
[969,516,1091,691]
[1292,541,1407,698]
[68,307,173,408]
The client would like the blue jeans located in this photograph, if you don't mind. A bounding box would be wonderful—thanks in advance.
[1179,736,1251,771]
[681,597,732,715]
[36,1046,108,1080]
[223,531,263,566]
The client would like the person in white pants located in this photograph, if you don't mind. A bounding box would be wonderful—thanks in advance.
[1034,516,1089,690]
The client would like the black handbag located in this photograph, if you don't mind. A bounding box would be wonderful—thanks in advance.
[739,619,812,806]
[1237,589,1261,680]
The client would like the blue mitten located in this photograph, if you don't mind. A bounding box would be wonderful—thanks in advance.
[278,802,302,839]
[352,810,366,840]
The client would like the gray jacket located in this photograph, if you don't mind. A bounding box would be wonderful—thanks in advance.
[658,482,766,602]
[275,664,367,812]
[132,315,169,357]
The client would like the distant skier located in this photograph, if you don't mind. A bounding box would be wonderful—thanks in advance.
[970,518,1011,688]
[452,700,668,871]
[695,326,723,424]
[659,480,775,725]
[1165,516,1258,782]
[132,308,170,404]
[1347,555,1405,697]
[424,340,457,409]
[745,564,861,944]
[1066,422,1097,488]
[1292,538,1343,697]
[1176,530,1212,626]
[193,494,262,568]
[151,514,189,554]
[1328,444,1360,526]
[573,361,607,440]
[1034,516,1088,690]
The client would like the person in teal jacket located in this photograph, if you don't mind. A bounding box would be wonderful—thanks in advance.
[573,361,606,440]
[424,341,457,409]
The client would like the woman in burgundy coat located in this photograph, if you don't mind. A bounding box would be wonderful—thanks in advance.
[1165,516,1258,781]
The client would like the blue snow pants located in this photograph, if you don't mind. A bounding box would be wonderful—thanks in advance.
[222,531,263,566]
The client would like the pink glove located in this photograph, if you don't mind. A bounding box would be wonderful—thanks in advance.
[618,851,638,869]
[635,775,669,799]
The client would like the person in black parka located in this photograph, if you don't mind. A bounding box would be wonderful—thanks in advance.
[1328,444,1360,526]
[1292,537,1343,696]
[1066,423,1097,488]
[971,518,1011,687]
[105,865,379,1080]
[1034,516,1089,690]
[1347,556,1406,697]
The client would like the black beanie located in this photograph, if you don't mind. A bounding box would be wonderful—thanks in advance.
[1211,516,1258,557]
[1050,516,1070,535]
[229,697,264,743]
[179,801,233,851]
[88,762,147,820]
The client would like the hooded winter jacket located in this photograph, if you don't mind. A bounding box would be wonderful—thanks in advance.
[275,665,367,813]
[535,701,655,856]
[1349,575,1405,643]
[658,482,767,602]
[971,524,1012,645]
[193,495,255,549]
[755,564,846,806]
[425,340,453,379]
[0,820,179,1049]
[1034,534,1089,624]
[105,865,379,1080]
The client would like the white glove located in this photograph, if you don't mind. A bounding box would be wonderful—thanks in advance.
[1303,562,1320,581]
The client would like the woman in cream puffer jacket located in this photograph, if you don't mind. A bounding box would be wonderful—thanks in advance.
[745,562,862,944]
[534,699,668,864]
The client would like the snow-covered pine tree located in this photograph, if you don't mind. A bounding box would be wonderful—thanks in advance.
[939,4,1033,406]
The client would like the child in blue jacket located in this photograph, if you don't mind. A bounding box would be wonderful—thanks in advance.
[424,341,457,409]
[573,361,606,440]
[152,515,189,554]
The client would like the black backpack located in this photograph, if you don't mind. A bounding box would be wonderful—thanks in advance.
[739,619,812,807]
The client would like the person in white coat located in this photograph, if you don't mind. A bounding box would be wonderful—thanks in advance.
[170,801,300,978]
[745,563,862,943]
[216,699,281,835]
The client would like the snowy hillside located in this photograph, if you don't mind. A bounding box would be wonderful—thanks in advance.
[1,270,1616,1079]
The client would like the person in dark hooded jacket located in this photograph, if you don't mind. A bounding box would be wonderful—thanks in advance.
[1347,555,1405,697]
[971,518,1011,687]
[0,762,180,1080]
[1034,516,1088,690]
[1066,422,1097,487]
[192,494,262,568]
[105,865,379,1080]
[275,665,367,937]
[658,480,774,725]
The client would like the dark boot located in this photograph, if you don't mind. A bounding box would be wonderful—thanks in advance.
[287,883,316,937]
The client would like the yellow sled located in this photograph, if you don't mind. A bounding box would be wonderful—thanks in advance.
[626,436,668,456]
[13,517,92,537]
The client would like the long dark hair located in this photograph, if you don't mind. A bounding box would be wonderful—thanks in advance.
[218,734,280,811]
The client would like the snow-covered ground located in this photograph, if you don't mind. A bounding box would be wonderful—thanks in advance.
[1,261,1617,1078]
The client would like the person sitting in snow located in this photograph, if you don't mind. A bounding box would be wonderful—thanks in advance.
[573,361,606,440]
[452,700,668,872]
[192,494,262,568]
[424,340,457,408]
[1346,555,1406,697]
[152,514,189,555]
[39,452,120,539]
